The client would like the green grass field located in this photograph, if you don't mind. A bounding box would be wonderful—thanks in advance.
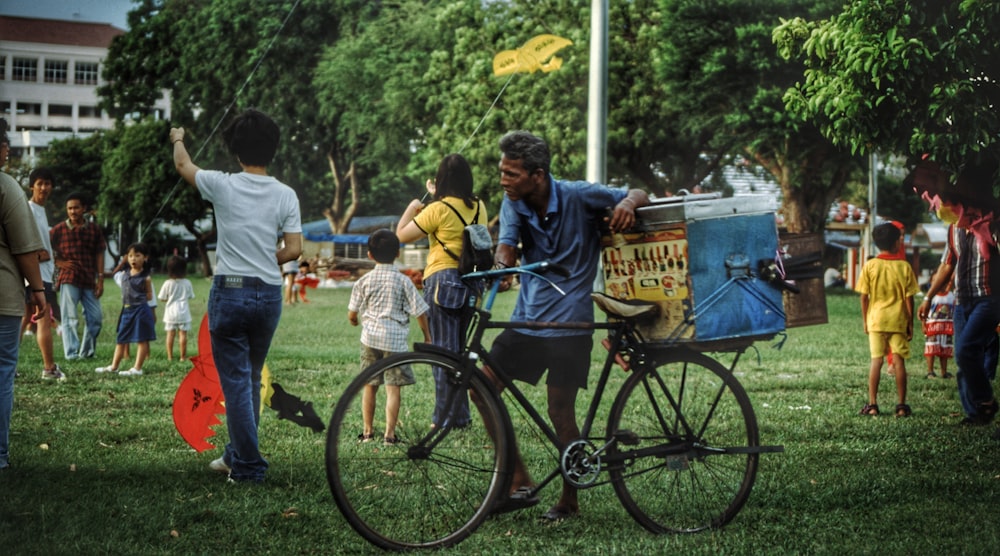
[2,277,999,554]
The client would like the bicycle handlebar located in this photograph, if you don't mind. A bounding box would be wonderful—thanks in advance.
[461,260,570,281]
[462,261,570,311]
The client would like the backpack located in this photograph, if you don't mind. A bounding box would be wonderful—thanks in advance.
[434,200,494,275]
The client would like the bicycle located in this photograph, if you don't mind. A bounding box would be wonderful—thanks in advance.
[325,260,785,550]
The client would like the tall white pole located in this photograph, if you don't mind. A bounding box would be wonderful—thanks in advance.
[589,0,610,293]
[586,0,609,184]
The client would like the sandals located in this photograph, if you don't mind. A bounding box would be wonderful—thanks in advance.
[541,505,579,522]
[859,403,880,416]
[357,433,374,443]
[894,404,912,418]
[492,486,540,515]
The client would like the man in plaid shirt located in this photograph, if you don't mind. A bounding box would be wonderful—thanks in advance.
[50,193,105,360]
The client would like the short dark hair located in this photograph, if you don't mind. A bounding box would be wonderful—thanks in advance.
[299,260,310,269]
[368,229,399,264]
[499,130,550,177]
[433,153,476,208]
[222,108,280,167]
[126,242,151,256]
[0,117,8,146]
[66,191,89,208]
[29,167,55,187]
[872,223,901,252]
[166,255,187,278]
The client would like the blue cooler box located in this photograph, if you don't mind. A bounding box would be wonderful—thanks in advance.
[601,194,785,349]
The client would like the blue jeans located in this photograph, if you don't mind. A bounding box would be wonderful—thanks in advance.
[0,315,22,468]
[953,296,1000,417]
[59,284,102,359]
[208,275,282,482]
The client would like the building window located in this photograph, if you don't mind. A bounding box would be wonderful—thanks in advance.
[74,62,99,85]
[44,60,69,83]
[19,103,43,115]
[13,58,38,82]
[78,105,100,118]
[0,56,6,80]
[49,104,73,116]
[1,101,10,115]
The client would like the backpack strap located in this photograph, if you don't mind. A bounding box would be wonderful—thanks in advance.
[432,200,474,261]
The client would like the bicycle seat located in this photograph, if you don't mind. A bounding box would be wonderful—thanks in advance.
[591,292,659,321]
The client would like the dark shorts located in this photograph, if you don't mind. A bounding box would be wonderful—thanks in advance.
[489,330,593,390]
[24,282,61,322]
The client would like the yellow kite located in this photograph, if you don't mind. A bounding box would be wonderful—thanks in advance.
[492,34,573,76]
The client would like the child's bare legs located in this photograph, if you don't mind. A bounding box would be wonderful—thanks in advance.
[939,356,950,377]
[384,384,401,440]
[133,341,149,371]
[109,344,128,370]
[926,354,936,377]
[864,357,883,414]
[178,330,188,360]
[165,329,176,361]
[361,383,378,439]
[893,357,907,404]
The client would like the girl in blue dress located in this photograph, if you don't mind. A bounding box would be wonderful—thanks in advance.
[94,243,156,376]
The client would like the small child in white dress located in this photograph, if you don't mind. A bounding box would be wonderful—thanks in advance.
[159,255,196,361]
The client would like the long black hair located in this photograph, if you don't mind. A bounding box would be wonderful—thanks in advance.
[433,153,477,209]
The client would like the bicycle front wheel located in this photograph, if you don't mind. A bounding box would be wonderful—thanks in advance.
[326,351,513,550]
[606,348,759,533]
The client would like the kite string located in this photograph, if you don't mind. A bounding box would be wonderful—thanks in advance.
[456,72,516,155]
[140,0,303,241]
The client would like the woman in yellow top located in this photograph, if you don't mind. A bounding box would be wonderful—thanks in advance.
[397,154,488,429]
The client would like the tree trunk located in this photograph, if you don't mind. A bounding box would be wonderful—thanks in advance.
[185,220,215,277]
[323,153,360,234]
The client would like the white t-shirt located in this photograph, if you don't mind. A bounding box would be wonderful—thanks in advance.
[158,277,195,325]
[29,200,55,283]
[196,170,301,285]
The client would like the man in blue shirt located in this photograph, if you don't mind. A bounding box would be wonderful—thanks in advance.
[487,130,649,521]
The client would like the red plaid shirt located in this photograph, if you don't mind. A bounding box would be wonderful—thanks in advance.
[50,219,106,289]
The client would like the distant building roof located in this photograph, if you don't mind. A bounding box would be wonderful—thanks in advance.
[0,15,124,48]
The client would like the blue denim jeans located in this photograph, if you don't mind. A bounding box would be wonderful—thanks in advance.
[953,296,1000,417]
[208,275,282,482]
[59,284,102,359]
[0,315,22,468]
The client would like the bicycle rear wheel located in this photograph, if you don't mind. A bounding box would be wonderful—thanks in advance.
[606,348,759,533]
[326,351,512,550]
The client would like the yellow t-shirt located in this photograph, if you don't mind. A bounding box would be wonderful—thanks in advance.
[855,258,919,333]
[413,197,488,279]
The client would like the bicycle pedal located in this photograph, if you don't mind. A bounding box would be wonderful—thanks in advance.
[613,430,640,446]
[601,338,631,371]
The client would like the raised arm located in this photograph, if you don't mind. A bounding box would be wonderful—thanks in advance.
[170,127,201,187]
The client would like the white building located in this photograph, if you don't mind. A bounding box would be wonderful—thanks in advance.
[0,15,169,161]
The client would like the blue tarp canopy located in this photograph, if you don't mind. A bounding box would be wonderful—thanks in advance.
[302,216,398,243]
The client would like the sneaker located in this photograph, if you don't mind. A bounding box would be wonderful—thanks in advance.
[41,366,66,381]
[94,365,117,373]
[209,457,231,473]
[118,368,143,377]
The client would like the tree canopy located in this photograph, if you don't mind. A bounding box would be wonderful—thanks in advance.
[774,0,1000,199]
[92,0,891,244]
